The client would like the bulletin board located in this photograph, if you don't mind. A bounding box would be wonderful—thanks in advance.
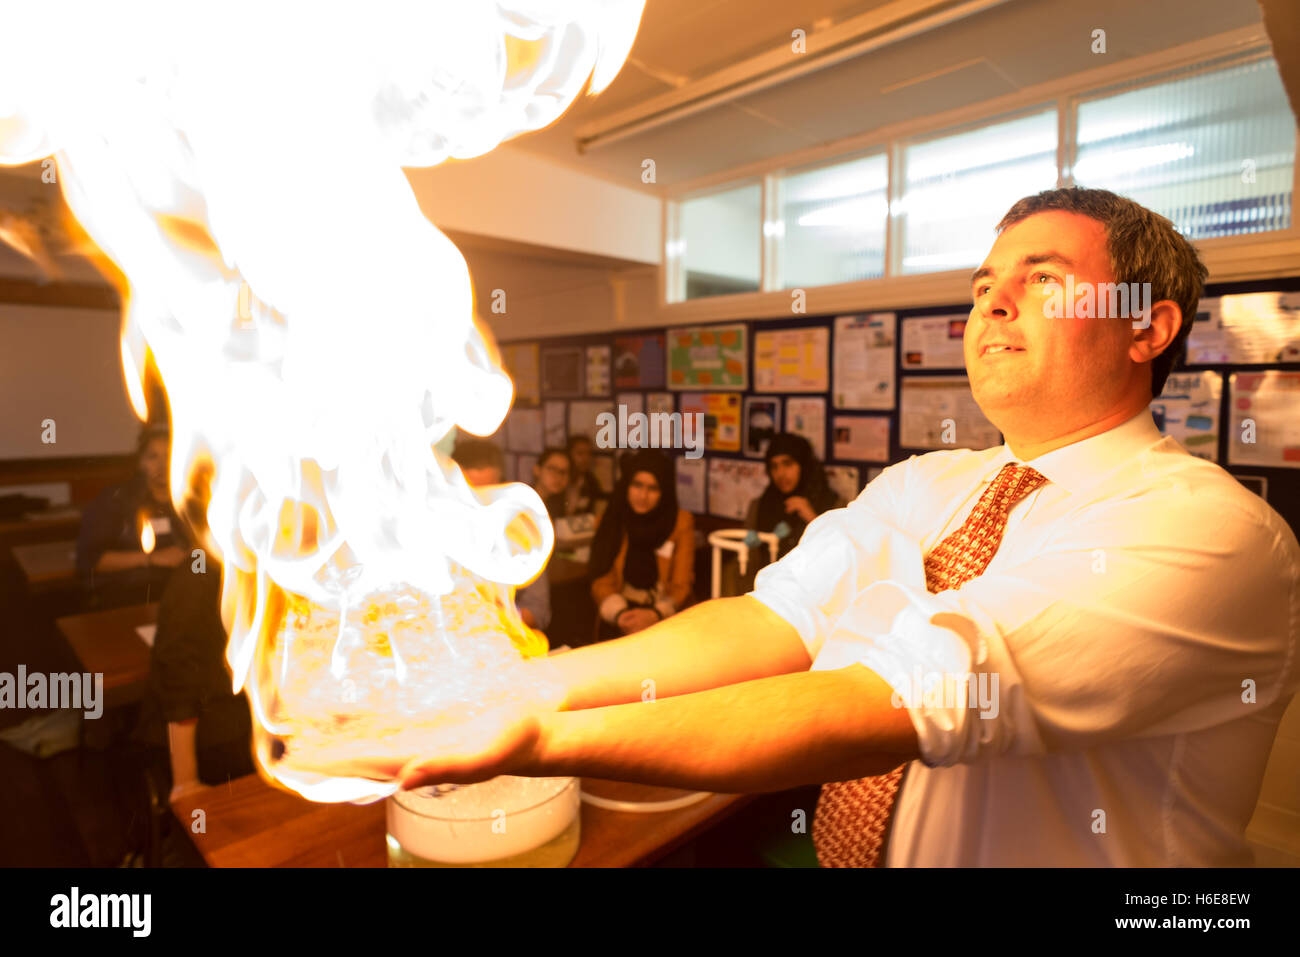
[486,275,1300,536]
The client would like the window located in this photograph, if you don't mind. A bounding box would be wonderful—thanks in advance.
[672,183,762,299]
[1073,58,1294,238]
[775,153,888,288]
[896,109,1058,274]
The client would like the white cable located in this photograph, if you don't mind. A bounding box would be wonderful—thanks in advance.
[580,789,714,813]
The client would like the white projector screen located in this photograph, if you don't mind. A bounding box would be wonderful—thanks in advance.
[0,304,141,459]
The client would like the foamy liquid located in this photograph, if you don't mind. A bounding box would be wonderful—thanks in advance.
[386,776,579,866]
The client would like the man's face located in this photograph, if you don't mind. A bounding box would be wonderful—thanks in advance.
[966,211,1138,438]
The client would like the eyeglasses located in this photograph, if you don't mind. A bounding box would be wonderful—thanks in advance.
[542,464,570,476]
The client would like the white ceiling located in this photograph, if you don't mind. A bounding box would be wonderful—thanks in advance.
[0,0,1276,294]
[512,0,1269,187]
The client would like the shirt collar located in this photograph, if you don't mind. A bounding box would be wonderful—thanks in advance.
[984,409,1165,496]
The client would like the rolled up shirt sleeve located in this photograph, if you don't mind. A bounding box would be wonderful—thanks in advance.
[800,488,1300,769]
[749,460,926,662]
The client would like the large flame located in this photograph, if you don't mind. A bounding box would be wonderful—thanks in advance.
[1,1,644,802]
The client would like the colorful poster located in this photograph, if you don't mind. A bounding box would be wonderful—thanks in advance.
[585,344,611,396]
[902,314,968,369]
[543,400,567,447]
[900,376,1000,450]
[743,396,782,458]
[567,400,614,449]
[1188,293,1300,364]
[499,342,540,405]
[832,415,890,462]
[707,458,769,521]
[541,346,584,396]
[1151,371,1221,462]
[613,334,666,388]
[516,454,538,485]
[833,313,895,410]
[646,392,676,448]
[1228,371,1300,469]
[754,327,829,393]
[675,456,707,514]
[680,392,742,452]
[824,464,861,505]
[505,407,544,455]
[667,324,747,391]
[786,396,826,461]
[615,392,645,418]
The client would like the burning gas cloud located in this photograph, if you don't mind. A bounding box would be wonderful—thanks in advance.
[0,1,645,802]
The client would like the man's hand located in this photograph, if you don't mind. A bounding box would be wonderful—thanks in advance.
[319,704,546,791]
[616,607,660,634]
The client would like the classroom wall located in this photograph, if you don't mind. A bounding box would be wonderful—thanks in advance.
[405,144,662,265]
[0,304,139,460]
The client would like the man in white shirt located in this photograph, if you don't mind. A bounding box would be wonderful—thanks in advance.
[377,188,1300,866]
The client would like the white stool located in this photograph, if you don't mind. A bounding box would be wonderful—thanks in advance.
[707,529,780,600]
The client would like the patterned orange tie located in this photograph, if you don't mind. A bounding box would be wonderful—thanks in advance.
[812,462,1049,868]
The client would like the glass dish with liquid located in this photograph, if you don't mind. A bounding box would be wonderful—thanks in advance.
[386,775,580,867]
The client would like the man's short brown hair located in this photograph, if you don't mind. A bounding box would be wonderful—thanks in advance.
[996,187,1209,398]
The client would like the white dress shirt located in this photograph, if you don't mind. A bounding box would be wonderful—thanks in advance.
[751,409,1300,866]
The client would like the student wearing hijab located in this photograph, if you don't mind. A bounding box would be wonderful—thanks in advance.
[589,450,694,639]
[746,432,843,559]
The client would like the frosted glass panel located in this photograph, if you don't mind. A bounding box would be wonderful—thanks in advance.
[1074,58,1293,238]
[678,183,761,299]
[778,153,887,287]
[898,110,1058,274]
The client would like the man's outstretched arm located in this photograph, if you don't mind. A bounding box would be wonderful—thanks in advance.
[520,662,920,794]
[545,595,814,711]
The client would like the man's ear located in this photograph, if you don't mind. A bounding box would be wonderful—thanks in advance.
[1130,299,1182,364]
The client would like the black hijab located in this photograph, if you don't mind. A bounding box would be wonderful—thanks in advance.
[588,450,678,590]
[755,433,838,554]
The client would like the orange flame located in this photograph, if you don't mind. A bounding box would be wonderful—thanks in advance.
[140,517,156,555]
[1,2,645,803]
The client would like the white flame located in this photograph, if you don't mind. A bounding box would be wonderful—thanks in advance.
[1,1,644,802]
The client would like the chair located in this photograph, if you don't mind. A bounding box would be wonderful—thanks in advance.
[707,529,779,600]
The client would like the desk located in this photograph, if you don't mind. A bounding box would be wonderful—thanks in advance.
[0,507,82,541]
[55,603,157,709]
[171,772,751,868]
[12,539,78,591]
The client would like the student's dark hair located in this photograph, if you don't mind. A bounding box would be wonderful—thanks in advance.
[450,437,504,473]
[996,187,1209,398]
[566,433,592,454]
[536,447,570,470]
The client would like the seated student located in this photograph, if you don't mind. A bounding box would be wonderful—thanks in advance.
[589,449,694,639]
[564,433,609,518]
[76,421,187,607]
[451,438,550,631]
[132,555,255,803]
[531,447,572,521]
[745,432,843,560]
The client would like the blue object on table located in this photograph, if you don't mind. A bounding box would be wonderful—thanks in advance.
[773,521,791,540]
[743,529,760,548]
